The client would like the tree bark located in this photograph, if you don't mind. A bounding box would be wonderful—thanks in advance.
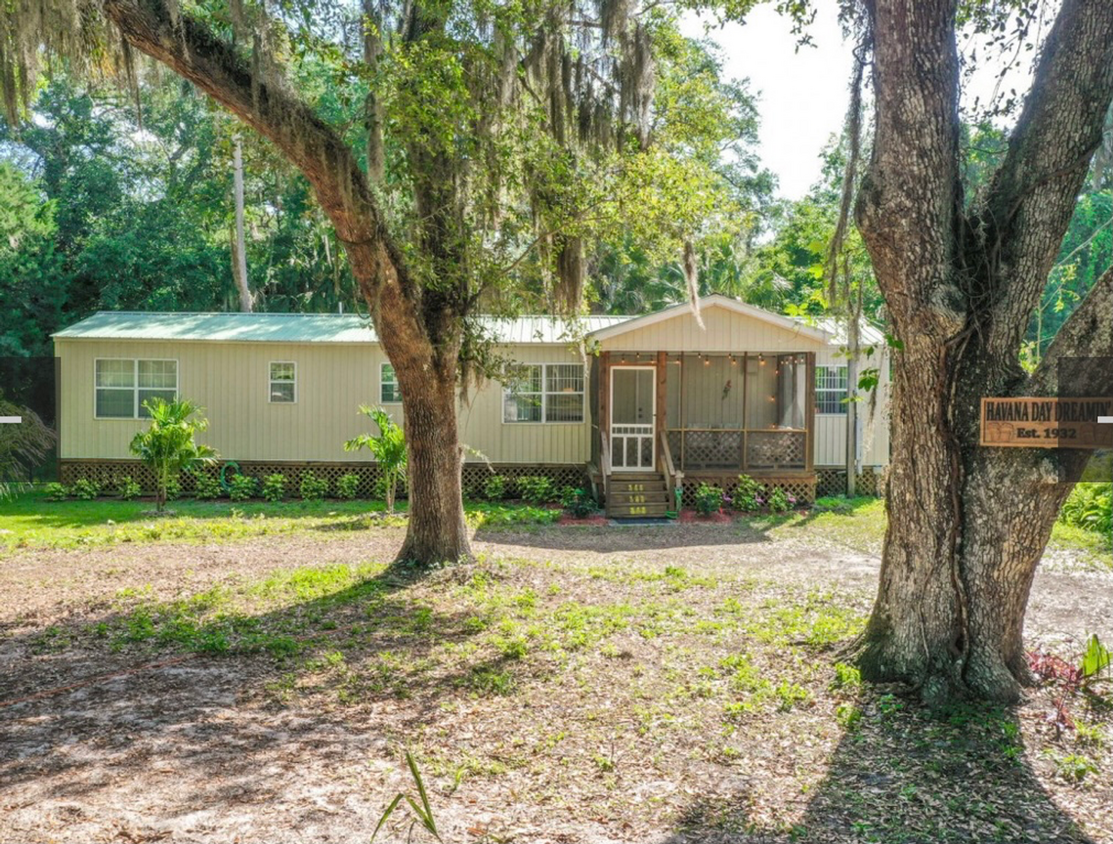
[102,0,473,566]
[231,135,253,312]
[855,0,1113,703]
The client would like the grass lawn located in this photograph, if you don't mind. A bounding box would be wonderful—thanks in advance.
[1,491,1111,842]
[0,491,561,550]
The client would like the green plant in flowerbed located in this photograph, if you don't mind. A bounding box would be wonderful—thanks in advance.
[72,477,101,500]
[116,475,142,501]
[261,473,287,502]
[129,397,217,511]
[517,475,556,505]
[44,482,69,502]
[335,473,361,500]
[345,406,407,514]
[165,476,183,501]
[694,483,724,516]
[299,471,330,502]
[560,486,597,518]
[482,475,507,502]
[1059,482,1112,535]
[767,487,796,514]
[228,474,258,502]
[731,474,765,512]
[193,472,223,500]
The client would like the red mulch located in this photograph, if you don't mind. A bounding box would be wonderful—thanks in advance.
[678,509,733,524]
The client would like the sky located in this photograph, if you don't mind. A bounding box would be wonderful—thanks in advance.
[682,5,1040,202]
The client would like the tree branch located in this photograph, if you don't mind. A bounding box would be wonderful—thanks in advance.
[1028,264,1113,396]
[979,0,1113,357]
[101,0,393,279]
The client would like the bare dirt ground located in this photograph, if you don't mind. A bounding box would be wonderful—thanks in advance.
[2,523,1111,843]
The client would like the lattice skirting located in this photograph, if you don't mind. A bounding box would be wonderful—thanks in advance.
[815,467,888,498]
[680,473,817,507]
[59,459,588,500]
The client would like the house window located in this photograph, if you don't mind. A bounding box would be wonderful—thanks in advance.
[95,359,178,419]
[816,365,848,414]
[380,363,402,403]
[503,363,584,423]
[269,362,296,403]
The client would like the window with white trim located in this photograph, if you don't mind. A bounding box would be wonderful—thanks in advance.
[503,363,584,423]
[380,363,402,403]
[269,362,296,403]
[95,359,178,418]
[816,365,848,414]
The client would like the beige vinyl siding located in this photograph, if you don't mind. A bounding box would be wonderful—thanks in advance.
[56,338,592,465]
[813,346,891,467]
[597,307,826,354]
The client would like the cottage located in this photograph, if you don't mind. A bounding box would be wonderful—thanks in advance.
[53,295,890,515]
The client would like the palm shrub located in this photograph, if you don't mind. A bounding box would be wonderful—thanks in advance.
[345,406,407,514]
[128,398,217,511]
[0,399,55,499]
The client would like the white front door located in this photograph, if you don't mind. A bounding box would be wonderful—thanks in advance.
[609,366,656,471]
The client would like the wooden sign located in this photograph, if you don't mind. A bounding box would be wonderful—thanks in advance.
[981,397,1113,448]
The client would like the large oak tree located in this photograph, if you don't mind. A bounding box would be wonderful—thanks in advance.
[2,0,745,565]
[851,0,1113,702]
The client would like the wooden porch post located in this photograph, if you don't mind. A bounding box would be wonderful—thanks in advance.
[805,351,816,472]
[655,351,667,441]
[599,351,610,474]
[741,351,749,473]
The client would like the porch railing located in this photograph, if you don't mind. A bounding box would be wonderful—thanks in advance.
[658,429,683,507]
[666,428,808,472]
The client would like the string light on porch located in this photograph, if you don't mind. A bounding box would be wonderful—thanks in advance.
[703,354,711,366]
[758,354,765,366]
[729,354,736,366]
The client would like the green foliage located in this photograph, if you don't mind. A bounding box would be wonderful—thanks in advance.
[373,751,442,843]
[261,473,287,503]
[129,398,217,511]
[731,474,765,512]
[165,476,182,501]
[694,483,724,516]
[768,487,795,513]
[228,474,258,502]
[193,473,222,500]
[517,475,556,505]
[482,475,507,502]
[1081,634,1111,683]
[43,481,68,501]
[335,473,361,500]
[1059,483,1112,535]
[72,478,100,500]
[345,407,406,514]
[0,400,55,498]
[115,476,142,501]
[299,472,329,502]
[560,486,597,518]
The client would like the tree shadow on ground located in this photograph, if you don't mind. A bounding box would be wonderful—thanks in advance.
[661,693,1097,844]
[473,517,780,553]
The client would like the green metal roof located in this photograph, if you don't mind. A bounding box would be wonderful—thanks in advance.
[53,311,630,345]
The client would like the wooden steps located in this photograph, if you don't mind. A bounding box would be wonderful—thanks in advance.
[606,472,670,518]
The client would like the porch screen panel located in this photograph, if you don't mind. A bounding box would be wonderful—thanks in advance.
[681,355,742,430]
[747,356,778,429]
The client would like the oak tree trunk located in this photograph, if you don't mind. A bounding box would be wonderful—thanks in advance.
[855,0,1113,702]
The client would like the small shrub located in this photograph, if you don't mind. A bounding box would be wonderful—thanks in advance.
[228,474,258,501]
[300,471,330,501]
[518,475,555,505]
[44,482,69,501]
[72,478,101,500]
[560,486,597,518]
[165,476,182,501]
[731,474,765,511]
[694,483,724,516]
[261,473,287,502]
[483,475,507,501]
[193,473,222,499]
[335,473,361,500]
[768,487,795,513]
[116,476,142,501]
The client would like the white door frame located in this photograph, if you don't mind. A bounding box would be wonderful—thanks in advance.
[609,365,656,472]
